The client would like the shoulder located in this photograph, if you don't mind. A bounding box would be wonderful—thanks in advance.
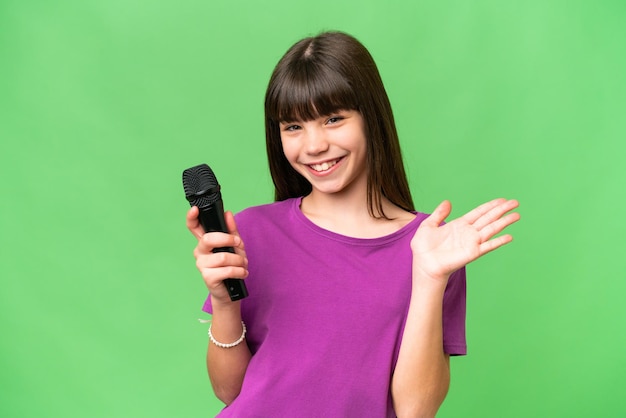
[235,198,295,220]
[234,198,300,233]
[409,211,430,230]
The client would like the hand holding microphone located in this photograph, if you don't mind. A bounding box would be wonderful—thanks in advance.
[183,164,249,302]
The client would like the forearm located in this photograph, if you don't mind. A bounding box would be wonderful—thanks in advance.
[391,273,451,418]
[206,298,251,405]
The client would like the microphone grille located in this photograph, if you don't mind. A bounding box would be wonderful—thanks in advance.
[182,164,222,208]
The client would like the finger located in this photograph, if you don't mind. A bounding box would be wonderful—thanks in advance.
[224,211,244,247]
[196,231,241,255]
[224,211,248,258]
[196,250,248,271]
[186,206,205,240]
[478,211,521,242]
[461,198,507,225]
[422,200,452,227]
[473,199,520,231]
[196,251,249,288]
[199,266,249,290]
[479,234,514,256]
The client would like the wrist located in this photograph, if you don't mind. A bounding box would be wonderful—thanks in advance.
[208,297,245,345]
[211,295,242,315]
[412,265,450,291]
[209,321,247,348]
[408,271,448,314]
[211,297,241,328]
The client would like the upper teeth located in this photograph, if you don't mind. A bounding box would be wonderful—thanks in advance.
[311,160,339,172]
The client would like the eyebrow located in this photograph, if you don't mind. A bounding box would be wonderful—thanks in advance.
[278,109,350,124]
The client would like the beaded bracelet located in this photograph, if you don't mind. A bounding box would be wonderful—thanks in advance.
[208,321,247,348]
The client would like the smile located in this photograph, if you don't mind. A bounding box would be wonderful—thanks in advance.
[308,158,342,172]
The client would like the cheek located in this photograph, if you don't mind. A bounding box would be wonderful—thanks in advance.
[280,138,298,164]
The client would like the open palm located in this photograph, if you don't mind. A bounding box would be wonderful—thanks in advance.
[411,198,520,280]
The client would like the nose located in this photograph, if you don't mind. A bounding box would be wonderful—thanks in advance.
[303,127,329,155]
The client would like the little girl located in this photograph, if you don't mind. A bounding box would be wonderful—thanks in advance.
[186,31,519,417]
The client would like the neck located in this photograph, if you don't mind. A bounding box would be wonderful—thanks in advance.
[300,188,415,239]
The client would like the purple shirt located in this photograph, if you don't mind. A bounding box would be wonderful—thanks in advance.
[203,197,466,417]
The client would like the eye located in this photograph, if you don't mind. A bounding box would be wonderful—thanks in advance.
[326,116,344,125]
[281,123,301,132]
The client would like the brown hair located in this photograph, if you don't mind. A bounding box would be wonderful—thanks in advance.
[264,31,414,217]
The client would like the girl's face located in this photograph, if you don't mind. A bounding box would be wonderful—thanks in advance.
[279,110,368,197]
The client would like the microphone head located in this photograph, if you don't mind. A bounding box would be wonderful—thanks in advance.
[182,164,222,209]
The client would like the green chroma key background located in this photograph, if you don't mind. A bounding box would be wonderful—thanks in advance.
[1,0,624,416]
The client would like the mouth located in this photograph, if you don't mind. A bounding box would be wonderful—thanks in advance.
[308,157,343,173]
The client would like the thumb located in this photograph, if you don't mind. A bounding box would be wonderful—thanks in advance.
[423,200,452,227]
[224,211,242,242]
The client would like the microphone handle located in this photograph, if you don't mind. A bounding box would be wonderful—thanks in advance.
[197,199,249,301]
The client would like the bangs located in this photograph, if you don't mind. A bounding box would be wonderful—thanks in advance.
[267,61,360,122]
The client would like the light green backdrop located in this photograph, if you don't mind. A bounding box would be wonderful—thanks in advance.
[1,1,624,417]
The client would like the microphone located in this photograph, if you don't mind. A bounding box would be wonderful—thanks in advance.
[182,163,249,301]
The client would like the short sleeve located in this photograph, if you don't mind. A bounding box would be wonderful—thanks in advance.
[202,296,212,314]
[442,266,467,355]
